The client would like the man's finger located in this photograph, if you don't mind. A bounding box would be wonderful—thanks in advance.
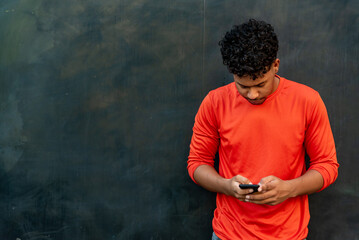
[233,175,251,184]
[259,176,277,191]
[245,191,272,202]
[246,197,277,205]
[259,175,276,185]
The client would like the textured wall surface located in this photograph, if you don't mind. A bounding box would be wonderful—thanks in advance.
[0,0,358,239]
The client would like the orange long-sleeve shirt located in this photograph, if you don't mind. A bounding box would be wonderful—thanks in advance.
[187,76,339,240]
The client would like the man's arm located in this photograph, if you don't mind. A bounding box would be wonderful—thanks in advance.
[304,94,339,191]
[194,165,254,200]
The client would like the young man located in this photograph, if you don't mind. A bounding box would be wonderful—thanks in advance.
[187,19,339,240]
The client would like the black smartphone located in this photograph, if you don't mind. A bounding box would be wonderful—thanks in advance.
[239,184,260,193]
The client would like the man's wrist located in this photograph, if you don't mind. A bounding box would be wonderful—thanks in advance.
[218,177,231,195]
[287,178,301,198]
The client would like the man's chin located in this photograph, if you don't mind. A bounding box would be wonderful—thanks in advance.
[247,98,266,105]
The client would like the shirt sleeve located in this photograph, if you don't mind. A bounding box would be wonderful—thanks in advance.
[187,93,220,184]
[305,93,339,191]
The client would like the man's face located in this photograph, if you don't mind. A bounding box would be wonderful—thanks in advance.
[233,59,280,105]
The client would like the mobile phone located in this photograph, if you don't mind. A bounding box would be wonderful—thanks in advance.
[239,184,260,193]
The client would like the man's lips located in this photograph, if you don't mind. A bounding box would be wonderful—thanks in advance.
[247,98,265,104]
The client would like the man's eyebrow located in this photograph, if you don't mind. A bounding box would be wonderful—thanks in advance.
[237,80,267,88]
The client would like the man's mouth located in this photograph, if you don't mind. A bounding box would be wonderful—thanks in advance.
[247,98,265,105]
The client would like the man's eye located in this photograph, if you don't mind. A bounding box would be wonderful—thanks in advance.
[238,84,248,89]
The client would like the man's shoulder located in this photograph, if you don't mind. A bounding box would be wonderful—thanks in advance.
[282,78,319,100]
[207,82,235,99]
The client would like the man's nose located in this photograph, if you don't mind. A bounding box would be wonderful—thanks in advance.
[247,88,259,99]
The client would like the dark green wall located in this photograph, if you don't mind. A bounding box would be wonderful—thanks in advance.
[0,0,358,239]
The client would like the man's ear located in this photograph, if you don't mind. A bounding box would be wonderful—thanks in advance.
[273,58,280,73]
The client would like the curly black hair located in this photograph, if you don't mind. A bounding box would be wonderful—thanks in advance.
[219,19,279,80]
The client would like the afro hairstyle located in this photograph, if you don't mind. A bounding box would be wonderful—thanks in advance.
[219,19,279,80]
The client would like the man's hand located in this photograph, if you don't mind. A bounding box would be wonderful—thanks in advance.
[194,165,324,206]
[224,175,256,201]
[244,175,294,206]
[193,165,255,199]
